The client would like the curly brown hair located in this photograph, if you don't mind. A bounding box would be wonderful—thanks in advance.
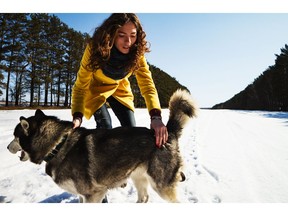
[88,13,150,72]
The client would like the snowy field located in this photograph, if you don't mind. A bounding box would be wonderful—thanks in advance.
[1,108,288,215]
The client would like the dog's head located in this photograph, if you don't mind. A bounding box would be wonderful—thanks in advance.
[7,109,56,164]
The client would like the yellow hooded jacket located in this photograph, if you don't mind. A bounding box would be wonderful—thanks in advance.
[71,44,161,120]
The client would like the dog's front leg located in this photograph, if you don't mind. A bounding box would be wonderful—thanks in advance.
[131,170,149,203]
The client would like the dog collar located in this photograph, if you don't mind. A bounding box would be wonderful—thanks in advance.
[44,134,68,162]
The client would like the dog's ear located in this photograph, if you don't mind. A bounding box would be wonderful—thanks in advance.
[35,109,45,117]
[20,119,29,135]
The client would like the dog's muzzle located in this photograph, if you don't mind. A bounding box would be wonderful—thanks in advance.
[7,138,29,161]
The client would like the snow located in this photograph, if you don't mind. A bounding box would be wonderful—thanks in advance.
[1,108,288,215]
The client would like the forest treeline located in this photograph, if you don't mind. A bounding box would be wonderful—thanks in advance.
[213,44,288,111]
[0,13,188,109]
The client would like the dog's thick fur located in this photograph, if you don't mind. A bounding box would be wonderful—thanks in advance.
[7,89,197,203]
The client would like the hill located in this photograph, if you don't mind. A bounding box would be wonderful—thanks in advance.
[130,63,189,108]
[212,44,288,111]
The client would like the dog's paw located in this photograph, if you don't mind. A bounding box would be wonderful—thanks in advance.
[136,195,149,203]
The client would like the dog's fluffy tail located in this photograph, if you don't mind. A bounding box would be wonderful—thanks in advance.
[166,89,198,141]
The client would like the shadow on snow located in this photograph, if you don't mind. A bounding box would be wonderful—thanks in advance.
[39,192,79,203]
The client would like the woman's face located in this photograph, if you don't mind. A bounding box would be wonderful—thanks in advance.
[114,21,137,54]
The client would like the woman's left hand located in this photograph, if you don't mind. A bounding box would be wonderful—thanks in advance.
[150,118,168,148]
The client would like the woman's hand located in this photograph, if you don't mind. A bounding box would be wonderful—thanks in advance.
[150,117,168,148]
[72,117,82,129]
[72,112,83,129]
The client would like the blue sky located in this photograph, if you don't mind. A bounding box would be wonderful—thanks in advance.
[54,13,288,107]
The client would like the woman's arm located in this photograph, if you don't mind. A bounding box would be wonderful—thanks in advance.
[134,56,168,147]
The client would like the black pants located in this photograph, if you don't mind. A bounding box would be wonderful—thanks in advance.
[93,96,136,129]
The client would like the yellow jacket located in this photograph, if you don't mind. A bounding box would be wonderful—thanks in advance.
[71,44,161,120]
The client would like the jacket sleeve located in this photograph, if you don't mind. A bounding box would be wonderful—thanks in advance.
[71,44,93,115]
[134,56,161,112]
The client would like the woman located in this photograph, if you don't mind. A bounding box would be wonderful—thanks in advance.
[71,13,168,148]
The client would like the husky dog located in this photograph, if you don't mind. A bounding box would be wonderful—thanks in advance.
[7,89,197,203]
